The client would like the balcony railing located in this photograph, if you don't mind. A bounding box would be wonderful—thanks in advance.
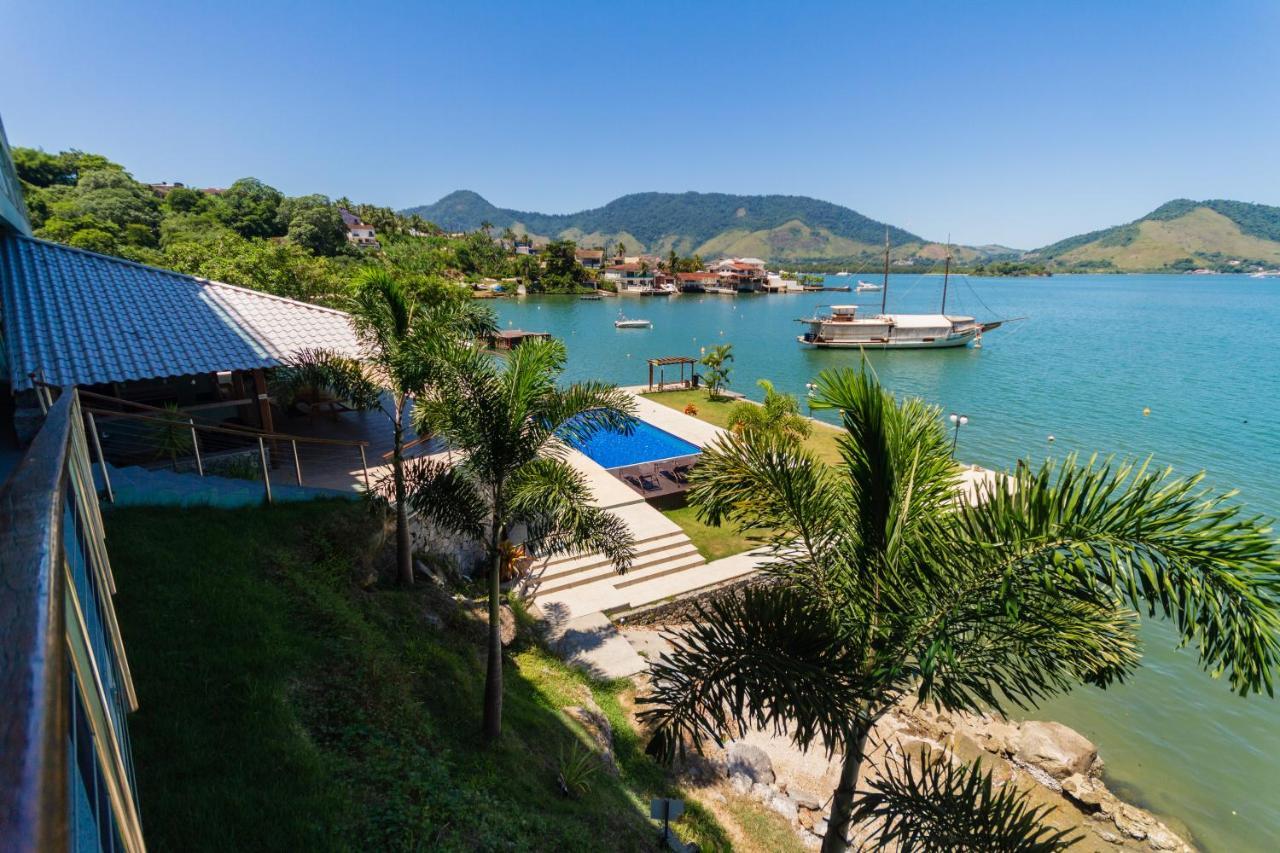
[0,390,145,851]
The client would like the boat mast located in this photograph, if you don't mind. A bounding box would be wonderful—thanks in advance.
[941,240,952,313]
[880,227,890,314]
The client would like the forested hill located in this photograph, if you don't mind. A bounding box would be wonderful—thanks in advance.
[1027,199,1280,272]
[404,190,998,265]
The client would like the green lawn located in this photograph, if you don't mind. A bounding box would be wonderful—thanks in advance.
[107,500,730,852]
[641,388,847,466]
[661,503,764,562]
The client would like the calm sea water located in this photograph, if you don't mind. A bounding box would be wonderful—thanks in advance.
[496,273,1280,852]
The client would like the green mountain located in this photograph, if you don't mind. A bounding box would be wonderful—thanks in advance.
[404,190,1001,265]
[1028,199,1280,272]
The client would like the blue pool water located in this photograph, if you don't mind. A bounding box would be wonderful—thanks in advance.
[562,418,700,469]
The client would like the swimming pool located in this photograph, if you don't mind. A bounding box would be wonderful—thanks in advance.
[561,418,700,469]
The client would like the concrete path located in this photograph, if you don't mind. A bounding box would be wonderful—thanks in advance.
[543,609,647,679]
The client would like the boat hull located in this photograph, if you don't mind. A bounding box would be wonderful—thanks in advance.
[796,328,978,349]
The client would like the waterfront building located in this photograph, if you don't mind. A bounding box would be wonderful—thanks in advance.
[603,262,657,293]
[575,248,604,269]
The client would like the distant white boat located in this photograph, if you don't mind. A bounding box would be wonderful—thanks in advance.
[835,270,852,277]
[855,280,883,292]
[614,310,652,328]
[705,285,737,295]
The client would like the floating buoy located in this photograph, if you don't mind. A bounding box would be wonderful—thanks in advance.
[1048,435,1056,443]
[1143,407,1151,417]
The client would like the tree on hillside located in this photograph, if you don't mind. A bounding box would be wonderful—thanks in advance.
[277,195,348,257]
[540,239,586,291]
[699,344,734,399]
[501,226,517,251]
[404,338,638,740]
[275,268,497,586]
[163,186,211,215]
[641,368,1280,852]
[218,177,286,239]
[727,379,811,443]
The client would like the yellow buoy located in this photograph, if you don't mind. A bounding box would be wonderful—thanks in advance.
[1143,407,1151,417]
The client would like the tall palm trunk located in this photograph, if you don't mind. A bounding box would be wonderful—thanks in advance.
[393,402,413,586]
[482,505,504,741]
[821,717,874,853]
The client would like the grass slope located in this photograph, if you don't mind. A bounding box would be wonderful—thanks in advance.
[107,501,730,852]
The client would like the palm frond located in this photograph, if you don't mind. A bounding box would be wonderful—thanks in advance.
[850,748,1080,852]
[507,457,635,572]
[687,431,846,579]
[946,454,1280,696]
[809,366,957,565]
[543,382,639,446]
[278,348,382,411]
[640,585,872,764]
[399,455,488,542]
[350,267,414,352]
[900,578,1142,712]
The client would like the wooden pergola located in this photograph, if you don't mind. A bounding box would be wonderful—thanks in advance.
[647,356,697,392]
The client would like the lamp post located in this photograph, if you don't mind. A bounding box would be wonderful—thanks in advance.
[949,413,969,457]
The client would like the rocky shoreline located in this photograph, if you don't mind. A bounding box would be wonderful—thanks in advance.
[624,625,1194,852]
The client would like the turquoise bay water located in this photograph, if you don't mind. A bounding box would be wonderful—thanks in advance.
[496,274,1280,852]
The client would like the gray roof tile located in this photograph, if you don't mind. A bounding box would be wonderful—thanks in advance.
[0,233,360,391]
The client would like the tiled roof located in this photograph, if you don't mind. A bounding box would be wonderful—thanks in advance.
[0,233,360,391]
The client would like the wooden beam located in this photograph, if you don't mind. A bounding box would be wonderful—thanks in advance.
[251,369,274,434]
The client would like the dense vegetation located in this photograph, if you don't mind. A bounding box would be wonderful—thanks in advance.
[10,146,596,301]
[970,260,1051,276]
[406,189,922,253]
[108,501,730,852]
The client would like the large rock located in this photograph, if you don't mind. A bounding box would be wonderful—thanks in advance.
[1014,721,1098,779]
[725,741,775,785]
[768,793,799,823]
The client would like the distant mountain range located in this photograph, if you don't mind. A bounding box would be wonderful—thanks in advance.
[404,191,1280,272]
[403,190,1014,267]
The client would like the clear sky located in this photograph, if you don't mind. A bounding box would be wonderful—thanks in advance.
[3,0,1278,248]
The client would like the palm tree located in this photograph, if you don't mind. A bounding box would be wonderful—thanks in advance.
[641,368,1280,852]
[699,344,734,399]
[276,267,496,586]
[405,337,639,740]
[480,220,494,237]
[501,226,517,251]
[726,379,811,443]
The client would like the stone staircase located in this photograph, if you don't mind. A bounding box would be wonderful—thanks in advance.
[524,500,759,621]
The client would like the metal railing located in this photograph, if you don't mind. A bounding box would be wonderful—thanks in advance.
[0,390,145,851]
[34,384,374,503]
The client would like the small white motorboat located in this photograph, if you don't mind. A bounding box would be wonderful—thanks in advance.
[614,311,652,329]
[856,280,883,292]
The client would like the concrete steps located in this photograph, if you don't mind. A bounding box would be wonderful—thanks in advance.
[530,531,696,595]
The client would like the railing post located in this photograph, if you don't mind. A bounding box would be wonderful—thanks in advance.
[359,445,370,490]
[257,437,273,504]
[291,440,303,486]
[189,419,204,477]
[85,411,114,504]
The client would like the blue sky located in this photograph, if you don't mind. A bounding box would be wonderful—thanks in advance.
[3,0,1278,247]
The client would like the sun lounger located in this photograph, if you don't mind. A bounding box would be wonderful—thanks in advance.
[625,475,645,490]
[660,469,679,484]
[639,473,661,491]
